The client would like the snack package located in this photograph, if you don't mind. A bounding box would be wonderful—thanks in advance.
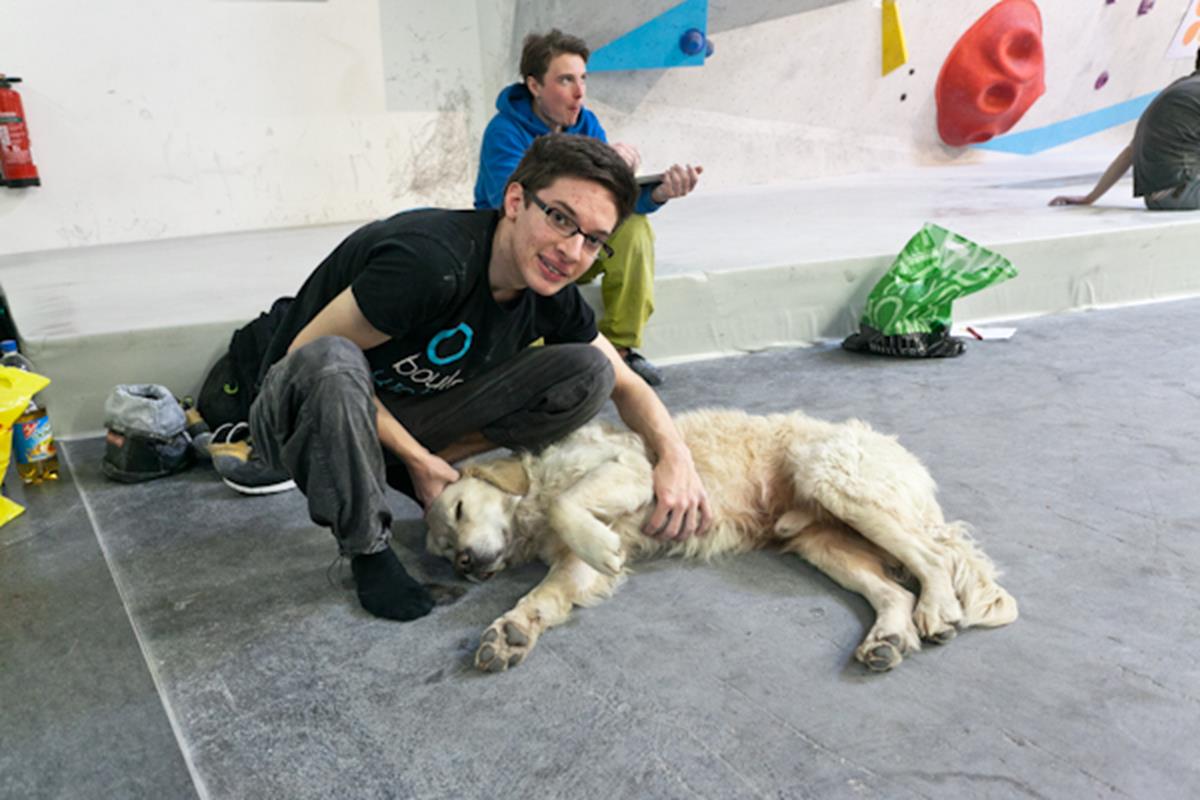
[0,364,51,526]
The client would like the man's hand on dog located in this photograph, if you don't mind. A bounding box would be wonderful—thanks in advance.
[644,447,711,541]
[411,453,461,510]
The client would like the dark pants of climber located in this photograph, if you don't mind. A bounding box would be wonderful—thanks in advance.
[249,335,615,556]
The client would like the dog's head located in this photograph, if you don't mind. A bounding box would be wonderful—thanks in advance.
[424,458,531,582]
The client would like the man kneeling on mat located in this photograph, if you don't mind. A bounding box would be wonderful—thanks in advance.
[249,134,710,620]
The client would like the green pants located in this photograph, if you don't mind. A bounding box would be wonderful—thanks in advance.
[577,213,655,349]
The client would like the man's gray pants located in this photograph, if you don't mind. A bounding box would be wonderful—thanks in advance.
[249,336,615,556]
[1144,178,1200,210]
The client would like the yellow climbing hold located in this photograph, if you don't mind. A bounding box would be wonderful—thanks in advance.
[882,0,909,76]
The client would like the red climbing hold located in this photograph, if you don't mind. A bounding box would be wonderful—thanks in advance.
[935,0,1046,147]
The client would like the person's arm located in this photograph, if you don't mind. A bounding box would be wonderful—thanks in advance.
[635,184,665,216]
[634,163,704,215]
[589,333,711,540]
[1049,144,1133,206]
[289,287,460,507]
[478,119,533,209]
[374,396,460,508]
[610,142,642,172]
[605,142,668,216]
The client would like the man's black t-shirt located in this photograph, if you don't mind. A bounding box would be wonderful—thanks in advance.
[261,208,597,398]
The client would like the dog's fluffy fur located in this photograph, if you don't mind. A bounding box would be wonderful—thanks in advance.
[426,409,1017,672]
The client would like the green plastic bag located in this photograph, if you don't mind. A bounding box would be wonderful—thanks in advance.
[842,223,1017,358]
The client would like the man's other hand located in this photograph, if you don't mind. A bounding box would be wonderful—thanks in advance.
[1049,195,1093,206]
[651,164,703,204]
[642,449,711,541]
[611,141,642,173]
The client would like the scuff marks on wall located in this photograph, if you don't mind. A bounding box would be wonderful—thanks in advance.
[398,87,474,207]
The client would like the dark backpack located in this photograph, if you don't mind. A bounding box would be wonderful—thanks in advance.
[197,297,293,428]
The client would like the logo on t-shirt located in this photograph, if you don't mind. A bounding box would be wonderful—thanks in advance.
[426,323,473,365]
[372,323,475,396]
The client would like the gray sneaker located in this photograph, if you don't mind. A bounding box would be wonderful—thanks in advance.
[623,349,664,387]
[209,423,296,495]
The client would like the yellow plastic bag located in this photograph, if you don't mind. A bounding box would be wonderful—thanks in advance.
[0,365,51,527]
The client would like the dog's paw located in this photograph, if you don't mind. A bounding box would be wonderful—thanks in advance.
[856,634,905,672]
[564,529,625,577]
[475,616,535,673]
[914,593,963,642]
[855,620,920,672]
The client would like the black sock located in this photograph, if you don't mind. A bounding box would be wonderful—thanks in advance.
[350,548,434,621]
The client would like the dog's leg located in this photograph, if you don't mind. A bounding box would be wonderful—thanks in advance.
[938,522,1019,629]
[782,520,921,672]
[546,461,653,577]
[793,433,964,643]
[475,553,616,673]
[845,508,961,642]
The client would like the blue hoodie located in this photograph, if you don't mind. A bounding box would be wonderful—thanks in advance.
[473,83,661,216]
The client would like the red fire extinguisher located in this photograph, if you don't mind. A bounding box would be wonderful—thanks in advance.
[0,74,41,188]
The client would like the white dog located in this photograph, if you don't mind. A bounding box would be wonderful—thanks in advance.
[425,409,1017,673]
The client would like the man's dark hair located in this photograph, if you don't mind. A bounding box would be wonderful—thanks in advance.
[520,29,590,83]
[507,134,638,224]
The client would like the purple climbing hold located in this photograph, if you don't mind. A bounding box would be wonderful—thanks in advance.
[1095,71,1109,90]
[680,28,706,56]
[1137,0,1155,15]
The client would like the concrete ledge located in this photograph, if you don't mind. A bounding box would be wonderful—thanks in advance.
[24,323,233,442]
[603,221,1200,364]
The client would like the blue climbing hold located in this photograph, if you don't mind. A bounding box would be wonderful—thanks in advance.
[680,28,706,56]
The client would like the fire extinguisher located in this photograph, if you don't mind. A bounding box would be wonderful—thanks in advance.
[0,74,41,188]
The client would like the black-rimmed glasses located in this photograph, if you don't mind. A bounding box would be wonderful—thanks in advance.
[527,193,615,260]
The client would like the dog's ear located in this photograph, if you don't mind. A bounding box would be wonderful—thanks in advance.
[463,458,531,496]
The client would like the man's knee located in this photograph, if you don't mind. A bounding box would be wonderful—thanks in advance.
[255,336,374,431]
[570,344,616,408]
[284,336,370,376]
[483,345,614,450]
[531,344,615,409]
[618,213,654,239]
[610,214,654,255]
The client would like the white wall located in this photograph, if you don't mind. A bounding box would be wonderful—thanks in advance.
[0,0,486,255]
[377,0,512,206]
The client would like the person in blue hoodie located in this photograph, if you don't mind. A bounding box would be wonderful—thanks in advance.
[475,29,702,386]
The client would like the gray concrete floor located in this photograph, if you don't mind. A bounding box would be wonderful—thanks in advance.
[4,298,1199,799]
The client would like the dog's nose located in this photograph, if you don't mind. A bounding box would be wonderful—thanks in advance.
[455,549,473,573]
[455,548,497,581]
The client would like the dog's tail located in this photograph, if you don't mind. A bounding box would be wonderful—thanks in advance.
[936,521,1018,628]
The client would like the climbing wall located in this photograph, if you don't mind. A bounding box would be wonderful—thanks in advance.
[478,0,1195,191]
[3,0,1194,255]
